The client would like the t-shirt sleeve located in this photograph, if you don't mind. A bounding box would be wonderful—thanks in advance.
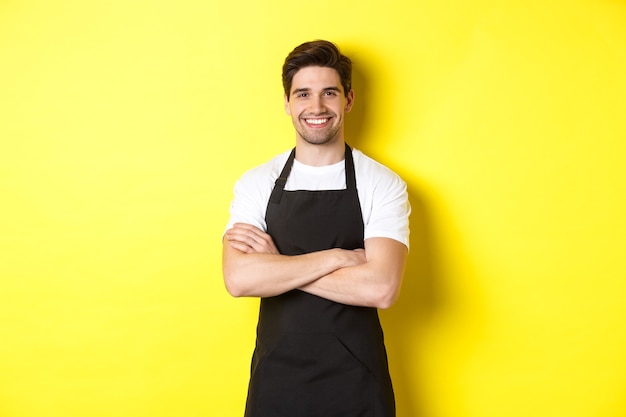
[361,162,411,249]
[224,152,288,234]
[224,175,269,233]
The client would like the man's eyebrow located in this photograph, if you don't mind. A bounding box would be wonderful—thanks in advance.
[291,87,311,95]
[291,86,342,95]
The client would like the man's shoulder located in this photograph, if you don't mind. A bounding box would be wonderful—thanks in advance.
[352,149,405,184]
[238,149,292,184]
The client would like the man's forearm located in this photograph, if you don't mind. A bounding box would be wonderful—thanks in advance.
[299,264,400,309]
[222,244,366,298]
[299,238,408,309]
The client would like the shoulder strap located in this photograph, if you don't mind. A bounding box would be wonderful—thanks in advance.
[268,148,296,205]
[344,143,357,190]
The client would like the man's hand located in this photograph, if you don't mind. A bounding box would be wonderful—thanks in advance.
[224,223,366,266]
[224,223,279,254]
[341,247,367,267]
[299,237,408,309]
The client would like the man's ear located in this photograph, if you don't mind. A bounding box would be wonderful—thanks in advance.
[284,94,291,115]
[345,89,355,112]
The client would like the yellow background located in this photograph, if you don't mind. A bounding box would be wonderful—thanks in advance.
[1,0,625,416]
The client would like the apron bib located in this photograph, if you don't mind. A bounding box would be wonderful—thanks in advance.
[244,145,395,417]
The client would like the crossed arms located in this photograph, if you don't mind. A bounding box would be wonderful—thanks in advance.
[222,223,408,309]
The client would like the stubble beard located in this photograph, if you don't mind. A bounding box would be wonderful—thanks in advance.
[296,117,341,146]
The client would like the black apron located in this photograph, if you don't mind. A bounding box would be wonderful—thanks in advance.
[244,144,395,417]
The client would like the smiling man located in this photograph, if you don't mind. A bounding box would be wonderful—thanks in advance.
[286,66,351,149]
[222,40,410,417]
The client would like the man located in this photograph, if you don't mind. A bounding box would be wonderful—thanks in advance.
[222,40,410,417]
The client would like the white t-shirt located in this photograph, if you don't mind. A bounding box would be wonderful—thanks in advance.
[226,148,410,248]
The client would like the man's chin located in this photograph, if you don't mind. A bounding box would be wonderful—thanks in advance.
[298,130,341,146]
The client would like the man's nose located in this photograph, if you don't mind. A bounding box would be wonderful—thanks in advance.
[309,95,325,114]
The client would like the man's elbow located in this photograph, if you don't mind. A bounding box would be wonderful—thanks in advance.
[222,247,254,297]
[223,270,247,298]
[371,281,401,310]
[373,290,399,310]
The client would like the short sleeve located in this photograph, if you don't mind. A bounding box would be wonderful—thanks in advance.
[224,151,290,234]
[354,151,411,249]
[225,177,269,233]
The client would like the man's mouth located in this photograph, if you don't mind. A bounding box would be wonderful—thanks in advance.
[304,118,330,126]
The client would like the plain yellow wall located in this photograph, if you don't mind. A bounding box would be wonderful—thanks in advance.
[1,0,625,416]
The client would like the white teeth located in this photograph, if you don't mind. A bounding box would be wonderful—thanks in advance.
[305,118,328,125]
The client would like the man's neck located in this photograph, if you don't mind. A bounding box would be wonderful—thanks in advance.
[294,139,346,167]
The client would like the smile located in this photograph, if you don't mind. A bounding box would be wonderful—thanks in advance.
[304,118,330,125]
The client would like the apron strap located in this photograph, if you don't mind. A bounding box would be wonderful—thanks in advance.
[269,148,296,205]
[344,143,356,190]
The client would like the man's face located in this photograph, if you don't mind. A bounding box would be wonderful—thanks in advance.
[285,66,354,146]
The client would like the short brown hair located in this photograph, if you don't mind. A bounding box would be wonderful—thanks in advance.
[282,40,352,100]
